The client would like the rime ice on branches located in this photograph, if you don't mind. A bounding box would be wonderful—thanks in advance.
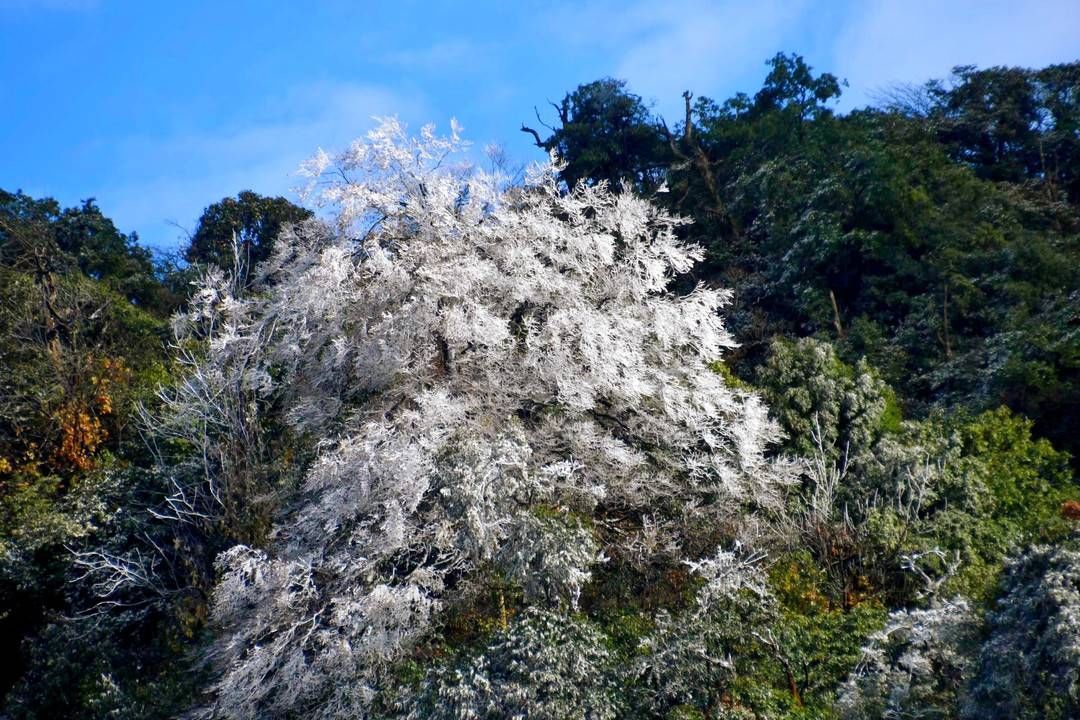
[182,119,792,718]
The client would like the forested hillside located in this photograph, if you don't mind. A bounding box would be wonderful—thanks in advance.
[1,55,1077,719]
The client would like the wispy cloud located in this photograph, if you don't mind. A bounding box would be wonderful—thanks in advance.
[384,39,482,71]
[544,0,1079,116]
[545,0,814,118]
[614,1,811,112]
[96,82,429,249]
[832,0,1080,107]
[9,0,1078,251]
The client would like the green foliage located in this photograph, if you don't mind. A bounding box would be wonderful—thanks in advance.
[756,337,892,467]
[0,189,176,313]
[544,59,1080,463]
[0,266,168,590]
[0,52,1075,720]
[908,407,1075,601]
[3,615,193,720]
[710,359,754,393]
[523,78,667,191]
[404,607,621,720]
[0,191,193,713]
[184,190,312,276]
[962,539,1080,719]
[529,56,1079,718]
[620,552,884,719]
[927,63,1080,203]
[752,53,844,121]
[0,267,168,476]
[757,337,1076,604]
[0,464,208,719]
[955,407,1073,529]
[767,554,887,713]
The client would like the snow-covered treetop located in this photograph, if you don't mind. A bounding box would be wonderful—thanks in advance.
[186,118,792,718]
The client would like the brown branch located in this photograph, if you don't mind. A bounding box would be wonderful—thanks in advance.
[520,124,545,149]
[754,630,805,708]
[941,282,952,359]
[434,333,451,377]
[658,120,689,162]
[659,101,742,239]
[548,100,567,126]
[829,290,845,339]
[683,90,693,143]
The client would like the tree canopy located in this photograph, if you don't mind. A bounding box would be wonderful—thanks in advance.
[184,190,312,277]
[1,53,1078,720]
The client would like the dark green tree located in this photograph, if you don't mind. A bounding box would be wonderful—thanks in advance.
[750,52,844,123]
[184,190,312,276]
[521,78,667,191]
[929,63,1080,203]
[0,190,189,714]
[962,540,1080,720]
[538,58,1080,461]
[0,190,168,312]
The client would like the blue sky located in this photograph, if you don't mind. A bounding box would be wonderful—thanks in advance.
[2,0,1078,250]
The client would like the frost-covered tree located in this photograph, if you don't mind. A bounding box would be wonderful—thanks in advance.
[837,597,980,719]
[174,119,792,718]
[635,548,773,717]
[495,511,599,608]
[404,607,620,720]
[403,547,774,720]
[839,541,1080,720]
[758,338,957,603]
[962,541,1080,720]
[757,337,895,471]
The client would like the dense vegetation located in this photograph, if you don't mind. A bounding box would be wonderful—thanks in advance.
[0,56,1076,718]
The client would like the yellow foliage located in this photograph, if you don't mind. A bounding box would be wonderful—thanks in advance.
[771,557,831,614]
[53,403,107,471]
[48,356,131,472]
[89,356,130,417]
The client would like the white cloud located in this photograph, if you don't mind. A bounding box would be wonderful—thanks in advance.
[833,0,1080,107]
[545,0,813,118]
[46,1,1080,250]
[542,0,1079,116]
[95,82,429,249]
[384,39,481,70]
[614,0,811,113]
